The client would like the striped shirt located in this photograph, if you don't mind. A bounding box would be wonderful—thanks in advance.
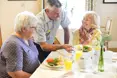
[34,9,70,44]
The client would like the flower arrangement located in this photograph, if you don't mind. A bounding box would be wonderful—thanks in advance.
[100,34,112,46]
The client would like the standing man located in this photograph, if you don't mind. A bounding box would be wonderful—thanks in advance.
[34,0,72,63]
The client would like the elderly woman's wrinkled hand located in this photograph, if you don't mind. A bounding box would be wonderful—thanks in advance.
[62,44,73,52]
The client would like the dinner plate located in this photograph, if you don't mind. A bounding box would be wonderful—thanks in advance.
[44,61,63,68]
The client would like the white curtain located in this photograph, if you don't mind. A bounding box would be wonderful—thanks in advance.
[85,0,97,11]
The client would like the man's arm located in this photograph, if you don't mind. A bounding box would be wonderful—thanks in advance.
[39,42,72,52]
[63,27,70,44]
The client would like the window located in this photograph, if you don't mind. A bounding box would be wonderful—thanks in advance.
[60,0,85,29]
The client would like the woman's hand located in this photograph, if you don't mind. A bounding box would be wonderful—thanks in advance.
[83,34,92,45]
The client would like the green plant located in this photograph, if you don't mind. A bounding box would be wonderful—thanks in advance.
[100,34,112,46]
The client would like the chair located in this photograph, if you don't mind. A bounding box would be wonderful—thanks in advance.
[101,17,112,49]
[101,17,112,35]
[0,25,2,48]
[53,37,61,44]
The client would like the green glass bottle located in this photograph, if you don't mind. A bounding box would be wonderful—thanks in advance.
[98,45,104,72]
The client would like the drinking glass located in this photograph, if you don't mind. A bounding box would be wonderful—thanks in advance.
[64,58,72,71]
[92,45,101,72]
[75,51,83,61]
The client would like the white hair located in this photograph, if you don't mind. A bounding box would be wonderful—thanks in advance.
[14,11,38,32]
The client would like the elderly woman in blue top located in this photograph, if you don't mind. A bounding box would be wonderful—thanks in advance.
[0,11,40,78]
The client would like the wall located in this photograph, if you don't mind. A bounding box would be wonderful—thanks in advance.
[96,0,117,48]
[56,28,75,45]
[0,0,42,42]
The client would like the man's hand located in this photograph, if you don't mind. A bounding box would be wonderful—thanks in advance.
[62,44,73,52]
[40,42,73,52]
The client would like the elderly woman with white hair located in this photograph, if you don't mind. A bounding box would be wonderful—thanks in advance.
[72,11,102,46]
[0,11,40,78]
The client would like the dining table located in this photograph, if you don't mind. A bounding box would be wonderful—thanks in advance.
[30,49,117,78]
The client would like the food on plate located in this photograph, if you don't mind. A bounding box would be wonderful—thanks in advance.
[74,44,83,51]
[74,45,92,52]
[46,57,63,66]
[83,45,92,52]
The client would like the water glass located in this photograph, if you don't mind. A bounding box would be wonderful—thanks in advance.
[92,49,100,72]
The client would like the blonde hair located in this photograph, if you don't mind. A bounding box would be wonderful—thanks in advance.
[83,11,100,28]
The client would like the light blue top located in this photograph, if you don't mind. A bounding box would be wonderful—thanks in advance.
[0,35,40,78]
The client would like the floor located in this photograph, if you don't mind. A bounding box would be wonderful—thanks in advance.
[108,48,117,52]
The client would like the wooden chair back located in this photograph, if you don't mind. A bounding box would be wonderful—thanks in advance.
[0,25,2,48]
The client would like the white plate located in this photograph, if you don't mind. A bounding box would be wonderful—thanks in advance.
[44,61,63,68]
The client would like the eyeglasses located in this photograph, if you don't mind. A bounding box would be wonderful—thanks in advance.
[30,27,36,28]
[29,26,36,30]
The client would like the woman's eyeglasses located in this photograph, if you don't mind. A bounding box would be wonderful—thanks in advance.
[30,27,36,30]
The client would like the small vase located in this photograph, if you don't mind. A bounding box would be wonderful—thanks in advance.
[98,45,104,72]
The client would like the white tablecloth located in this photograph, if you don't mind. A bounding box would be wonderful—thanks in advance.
[30,50,117,78]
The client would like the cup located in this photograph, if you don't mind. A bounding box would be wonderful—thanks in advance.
[75,51,83,61]
[92,46,100,72]
[104,51,113,64]
[64,56,73,71]
[79,52,93,72]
